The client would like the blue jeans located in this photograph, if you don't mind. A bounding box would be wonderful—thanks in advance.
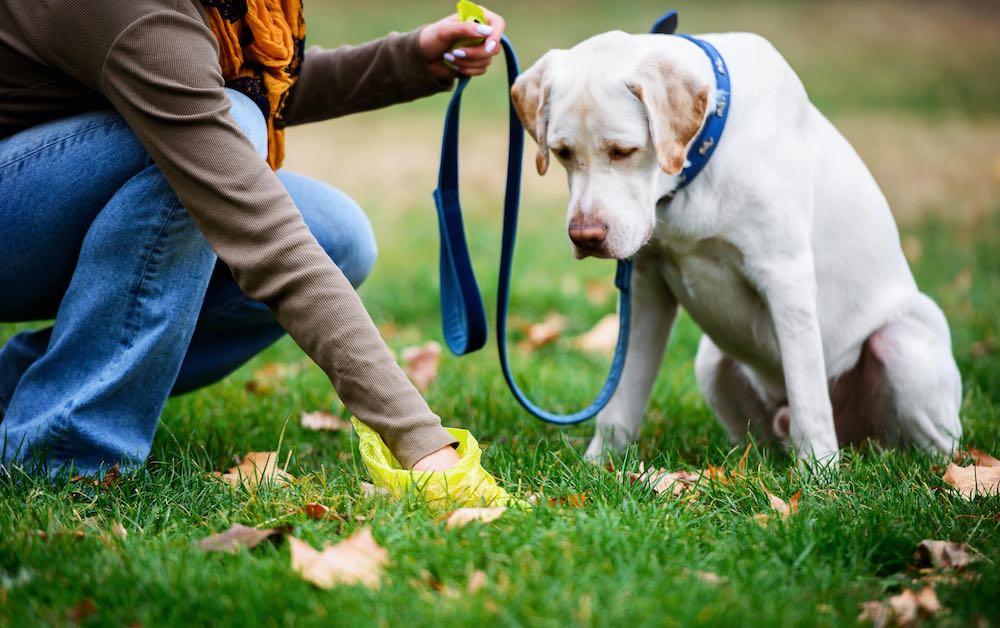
[0,89,377,475]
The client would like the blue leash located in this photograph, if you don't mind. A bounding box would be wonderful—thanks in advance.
[432,11,729,424]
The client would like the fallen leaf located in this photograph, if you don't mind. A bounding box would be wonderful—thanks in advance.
[621,463,701,498]
[445,507,507,530]
[858,587,941,627]
[548,494,588,508]
[574,314,619,354]
[110,522,128,540]
[585,279,613,305]
[70,464,122,489]
[914,540,979,570]
[762,487,800,518]
[942,461,1000,499]
[401,341,441,391]
[68,598,97,623]
[737,443,752,474]
[518,313,567,351]
[199,523,286,554]
[246,360,306,394]
[968,447,1000,467]
[289,528,389,590]
[300,503,344,522]
[300,411,352,433]
[219,452,294,490]
[468,569,487,593]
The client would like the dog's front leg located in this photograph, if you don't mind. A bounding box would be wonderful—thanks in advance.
[585,255,678,460]
[754,256,840,468]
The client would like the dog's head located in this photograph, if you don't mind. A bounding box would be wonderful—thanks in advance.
[512,31,709,259]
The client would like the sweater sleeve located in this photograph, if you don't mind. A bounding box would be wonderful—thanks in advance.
[100,11,456,466]
[281,28,454,126]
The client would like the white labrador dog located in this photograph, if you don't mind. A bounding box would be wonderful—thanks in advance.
[511,31,962,465]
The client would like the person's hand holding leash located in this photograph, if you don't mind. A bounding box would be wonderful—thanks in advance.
[418,6,506,78]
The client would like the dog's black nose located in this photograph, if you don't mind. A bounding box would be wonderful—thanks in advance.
[568,221,607,249]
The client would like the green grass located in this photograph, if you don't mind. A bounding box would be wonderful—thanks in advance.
[2,0,999,625]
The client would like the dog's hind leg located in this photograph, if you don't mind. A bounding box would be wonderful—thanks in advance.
[585,256,678,460]
[695,336,782,444]
[853,293,963,452]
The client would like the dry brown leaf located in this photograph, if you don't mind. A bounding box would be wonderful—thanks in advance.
[518,313,567,351]
[737,443,752,474]
[468,569,487,594]
[301,503,344,521]
[942,462,1000,499]
[858,587,941,627]
[548,494,588,508]
[585,279,614,305]
[445,507,507,530]
[110,522,128,540]
[968,447,1000,467]
[574,314,619,354]
[199,523,286,554]
[219,452,294,490]
[621,463,701,498]
[300,411,352,433]
[762,487,800,518]
[401,341,441,392]
[246,361,305,394]
[289,528,389,590]
[67,599,97,623]
[70,464,122,489]
[914,539,979,570]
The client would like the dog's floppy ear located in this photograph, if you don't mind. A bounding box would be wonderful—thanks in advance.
[512,53,554,176]
[627,60,709,176]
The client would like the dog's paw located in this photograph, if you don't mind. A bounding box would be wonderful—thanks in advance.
[795,448,841,481]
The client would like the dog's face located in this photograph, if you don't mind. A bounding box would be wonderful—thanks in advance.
[512,32,708,259]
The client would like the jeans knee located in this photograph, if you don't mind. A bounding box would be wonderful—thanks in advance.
[224,88,268,160]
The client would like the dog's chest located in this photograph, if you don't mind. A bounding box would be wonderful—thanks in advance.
[652,237,781,370]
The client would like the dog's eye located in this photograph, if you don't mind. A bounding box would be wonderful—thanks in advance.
[609,146,638,161]
[553,146,573,161]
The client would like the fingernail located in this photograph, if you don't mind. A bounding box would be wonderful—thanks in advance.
[475,24,494,36]
[485,39,497,53]
[452,49,467,58]
[444,52,456,62]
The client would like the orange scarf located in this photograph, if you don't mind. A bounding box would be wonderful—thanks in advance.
[202,0,306,169]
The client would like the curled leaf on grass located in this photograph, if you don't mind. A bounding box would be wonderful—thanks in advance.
[217,451,294,490]
[517,313,567,352]
[70,464,121,489]
[289,528,389,590]
[401,341,441,392]
[445,507,507,529]
[754,486,801,526]
[299,503,345,521]
[858,587,941,627]
[467,569,488,594]
[300,410,352,433]
[245,360,307,394]
[200,523,290,554]
[574,314,619,355]
[620,462,700,498]
[942,447,1000,499]
[914,539,980,570]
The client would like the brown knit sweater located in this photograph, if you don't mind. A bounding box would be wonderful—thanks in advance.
[0,0,458,467]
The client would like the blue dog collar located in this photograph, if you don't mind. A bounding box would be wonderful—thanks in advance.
[652,11,731,190]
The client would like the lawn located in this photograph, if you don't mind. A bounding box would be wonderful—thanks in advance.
[2,1,998,626]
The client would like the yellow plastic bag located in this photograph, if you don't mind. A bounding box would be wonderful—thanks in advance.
[352,418,519,511]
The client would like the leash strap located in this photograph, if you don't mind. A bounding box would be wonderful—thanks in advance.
[433,36,634,424]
